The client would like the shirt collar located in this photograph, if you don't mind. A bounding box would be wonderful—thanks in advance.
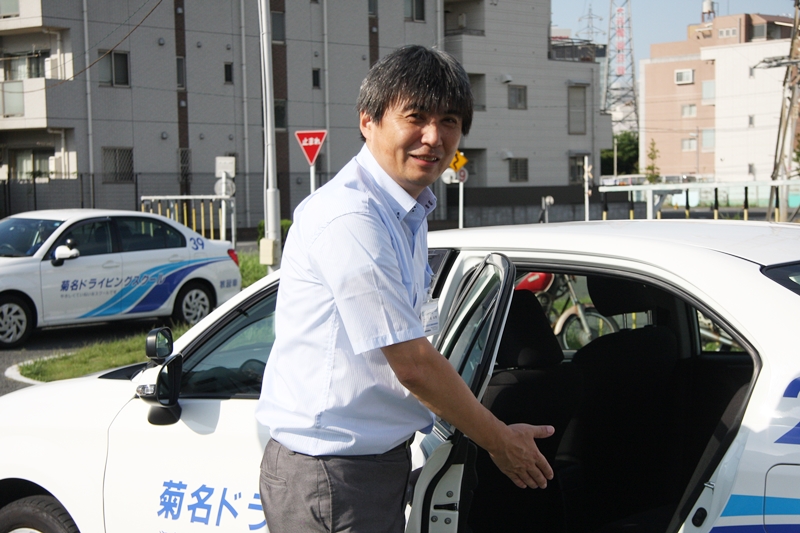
[356,145,438,222]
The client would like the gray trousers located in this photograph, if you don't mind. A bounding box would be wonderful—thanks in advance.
[260,438,411,533]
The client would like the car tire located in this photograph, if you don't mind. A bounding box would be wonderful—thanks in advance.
[0,294,34,349]
[172,281,212,325]
[0,495,79,533]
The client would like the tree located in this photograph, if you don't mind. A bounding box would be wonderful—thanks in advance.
[644,138,660,184]
[600,131,639,176]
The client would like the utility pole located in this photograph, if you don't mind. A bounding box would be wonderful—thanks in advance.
[603,0,639,133]
[754,0,800,221]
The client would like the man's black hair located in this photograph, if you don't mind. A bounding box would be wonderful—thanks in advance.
[357,45,473,135]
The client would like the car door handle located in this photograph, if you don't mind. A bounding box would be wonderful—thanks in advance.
[102,261,121,269]
[168,254,182,263]
[433,503,458,511]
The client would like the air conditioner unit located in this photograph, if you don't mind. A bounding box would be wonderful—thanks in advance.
[44,57,58,79]
[49,155,62,178]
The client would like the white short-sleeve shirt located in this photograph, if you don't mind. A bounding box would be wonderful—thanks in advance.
[256,145,438,456]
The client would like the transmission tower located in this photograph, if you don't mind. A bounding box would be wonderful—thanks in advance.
[603,0,639,133]
[577,3,604,42]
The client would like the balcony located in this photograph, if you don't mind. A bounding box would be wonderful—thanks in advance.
[0,77,48,129]
[0,0,43,33]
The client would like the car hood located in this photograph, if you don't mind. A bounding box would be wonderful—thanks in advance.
[0,372,137,432]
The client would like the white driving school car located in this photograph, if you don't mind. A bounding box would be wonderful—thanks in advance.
[0,209,241,348]
[0,220,798,533]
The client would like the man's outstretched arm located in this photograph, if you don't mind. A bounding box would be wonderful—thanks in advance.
[382,337,554,489]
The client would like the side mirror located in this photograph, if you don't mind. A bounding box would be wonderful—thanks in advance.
[50,244,80,267]
[136,354,183,425]
[145,327,174,363]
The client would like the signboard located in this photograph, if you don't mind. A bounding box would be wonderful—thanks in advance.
[295,130,328,166]
[441,168,457,185]
[215,156,236,178]
[449,151,468,172]
[457,168,469,183]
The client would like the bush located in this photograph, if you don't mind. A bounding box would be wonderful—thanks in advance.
[257,219,293,243]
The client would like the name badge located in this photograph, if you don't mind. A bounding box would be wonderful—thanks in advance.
[421,298,440,336]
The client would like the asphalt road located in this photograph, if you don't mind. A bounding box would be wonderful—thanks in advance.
[0,319,171,397]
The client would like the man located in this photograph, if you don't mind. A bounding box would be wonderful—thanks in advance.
[256,45,554,532]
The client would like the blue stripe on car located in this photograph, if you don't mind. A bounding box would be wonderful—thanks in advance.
[79,258,225,318]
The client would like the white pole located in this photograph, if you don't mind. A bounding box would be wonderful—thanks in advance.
[458,181,464,229]
[584,155,590,221]
[239,0,251,227]
[310,165,316,194]
[258,0,280,267]
[221,172,228,241]
[82,0,94,205]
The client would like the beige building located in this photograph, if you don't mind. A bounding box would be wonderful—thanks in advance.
[639,13,792,181]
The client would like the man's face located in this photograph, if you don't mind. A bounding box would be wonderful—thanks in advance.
[360,101,463,198]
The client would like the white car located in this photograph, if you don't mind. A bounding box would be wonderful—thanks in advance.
[0,209,241,348]
[0,220,798,533]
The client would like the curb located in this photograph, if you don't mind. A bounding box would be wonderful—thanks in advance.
[4,363,42,386]
[4,353,73,386]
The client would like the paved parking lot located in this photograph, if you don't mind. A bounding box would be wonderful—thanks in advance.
[0,319,170,396]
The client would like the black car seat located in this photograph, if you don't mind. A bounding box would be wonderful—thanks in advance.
[468,289,582,533]
[557,276,679,531]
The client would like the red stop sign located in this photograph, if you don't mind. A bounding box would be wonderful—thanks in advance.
[295,130,328,166]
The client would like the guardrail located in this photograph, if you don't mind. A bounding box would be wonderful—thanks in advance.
[597,179,799,221]
[140,195,236,247]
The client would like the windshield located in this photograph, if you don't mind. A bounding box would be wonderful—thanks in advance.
[0,217,63,257]
[762,261,800,297]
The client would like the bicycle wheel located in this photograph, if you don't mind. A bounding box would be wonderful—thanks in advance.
[560,310,618,350]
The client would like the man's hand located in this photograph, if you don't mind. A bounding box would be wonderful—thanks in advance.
[486,423,554,489]
[382,338,555,490]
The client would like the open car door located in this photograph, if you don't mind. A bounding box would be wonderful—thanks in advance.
[406,253,516,533]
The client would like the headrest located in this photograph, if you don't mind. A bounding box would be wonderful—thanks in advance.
[496,290,564,370]
[587,276,655,317]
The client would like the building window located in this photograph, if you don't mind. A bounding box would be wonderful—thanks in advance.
[176,57,186,89]
[274,99,287,129]
[569,154,589,185]
[568,85,587,135]
[272,12,285,42]
[702,128,715,150]
[469,74,486,111]
[11,149,52,181]
[405,0,425,21]
[681,138,697,152]
[748,115,755,128]
[753,24,766,39]
[1,80,23,116]
[312,68,321,89]
[98,51,129,87]
[748,163,756,176]
[224,62,234,83]
[702,80,715,104]
[749,67,755,78]
[0,0,19,17]
[681,104,697,117]
[718,27,737,38]
[674,69,694,85]
[508,85,527,110]
[3,51,48,80]
[509,158,528,182]
[368,0,377,15]
[102,147,134,183]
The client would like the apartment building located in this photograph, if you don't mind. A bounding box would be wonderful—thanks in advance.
[639,12,792,184]
[0,0,611,227]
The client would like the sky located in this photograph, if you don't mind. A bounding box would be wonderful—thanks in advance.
[551,0,793,67]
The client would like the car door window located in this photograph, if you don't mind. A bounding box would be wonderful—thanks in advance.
[116,216,185,252]
[53,219,113,257]
[180,289,276,398]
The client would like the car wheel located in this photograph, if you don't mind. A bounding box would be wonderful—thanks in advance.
[172,282,212,324]
[0,295,34,349]
[0,495,79,533]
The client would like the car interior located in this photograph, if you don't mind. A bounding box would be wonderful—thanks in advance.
[467,268,755,533]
